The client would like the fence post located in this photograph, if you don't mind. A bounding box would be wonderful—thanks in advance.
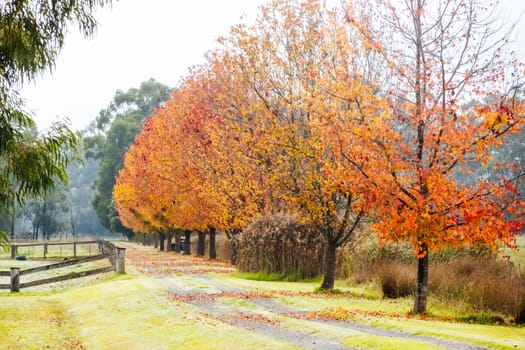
[73,242,77,257]
[44,243,48,258]
[10,267,20,292]
[115,247,126,274]
[11,245,17,259]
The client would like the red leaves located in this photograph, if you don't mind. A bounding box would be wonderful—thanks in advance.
[284,307,406,322]
[126,249,236,276]
[168,290,275,304]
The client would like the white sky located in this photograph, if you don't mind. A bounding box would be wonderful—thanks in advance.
[21,0,270,132]
[20,0,525,132]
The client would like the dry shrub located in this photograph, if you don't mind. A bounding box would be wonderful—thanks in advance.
[237,212,324,279]
[188,232,231,261]
[431,256,525,322]
[341,236,525,322]
[376,261,416,298]
[214,233,232,261]
[340,236,415,284]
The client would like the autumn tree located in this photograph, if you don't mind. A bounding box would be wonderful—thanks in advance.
[113,74,226,253]
[88,79,172,238]
[210,0,370,289]
[116,0,372,286]
[332,0,525,313]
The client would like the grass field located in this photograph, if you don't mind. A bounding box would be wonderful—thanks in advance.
[0,242,524,349]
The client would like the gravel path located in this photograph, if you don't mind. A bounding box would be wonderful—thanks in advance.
[124,244,493,350]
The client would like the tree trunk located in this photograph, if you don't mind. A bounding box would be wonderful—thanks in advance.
[320,240,337,291]
[197,231,205,256]
[154,233,158,249]
[209,227,217,259]
[159,231,165,251]
[174,235,181,253]
[230,237,238,265]
[9,199,15,240]
[166,231,173,251]
[33,222,39,240]
[413,244,429,314]
[9,209,15,240]
[183,230,191,255]
[70,208,76,239]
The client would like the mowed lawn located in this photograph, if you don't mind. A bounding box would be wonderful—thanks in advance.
[0,275,298,350]
[0,242,524,350]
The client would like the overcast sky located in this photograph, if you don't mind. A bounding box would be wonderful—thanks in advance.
[21,0,525,132]
[21,0,270,132]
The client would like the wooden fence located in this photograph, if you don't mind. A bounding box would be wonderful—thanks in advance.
[10,240,104,259]
[0,240,125,292]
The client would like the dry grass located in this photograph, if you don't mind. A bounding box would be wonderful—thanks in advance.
[339,236,525,323]
[190,233,231,261]
[376,262,416,299]
[430,257,525,323]
[237,212,324,279]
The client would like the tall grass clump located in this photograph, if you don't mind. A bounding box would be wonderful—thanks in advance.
[430,256,525,323]
[237,212,324,279]
[341,236,525,323]
[201,233,231,261]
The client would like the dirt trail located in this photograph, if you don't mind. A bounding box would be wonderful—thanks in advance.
[122,243,490,350]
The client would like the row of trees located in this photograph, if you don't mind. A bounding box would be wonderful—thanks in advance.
[0,158,110,240]
[114,0,525,314]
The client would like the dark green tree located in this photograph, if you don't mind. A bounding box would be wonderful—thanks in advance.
[86,79,172,237]
[66,158,110,236]
[22,187,69,240]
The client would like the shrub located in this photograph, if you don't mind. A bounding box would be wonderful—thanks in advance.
[190,232,231,261]
[376,261,416,298]
[237,212,324,279]
[340,235,525,322]
[430,256,525,323]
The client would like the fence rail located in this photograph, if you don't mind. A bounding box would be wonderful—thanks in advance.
[20,254,110,275]
[1,240,125,292]
[19,266,115,289]
[10,240,103,259]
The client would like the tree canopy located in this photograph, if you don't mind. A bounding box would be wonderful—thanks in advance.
[87,79,172,237]
[114,0,524,314]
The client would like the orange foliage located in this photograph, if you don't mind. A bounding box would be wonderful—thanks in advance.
[113,0,525,301]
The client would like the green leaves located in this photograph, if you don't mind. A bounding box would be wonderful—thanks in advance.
[0,121,81,205]
[0,1,114,244]
[88,79,172,236]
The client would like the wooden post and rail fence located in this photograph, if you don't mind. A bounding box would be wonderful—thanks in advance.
[0,240,125,292]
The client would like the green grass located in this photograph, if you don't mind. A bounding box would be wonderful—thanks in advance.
[0,295,82,349]
[215,273,323,292]
[2,242,525,349]
[223,271,525,349]
[279,294,413,314]
[219,296,260,310]
[361,316,525,350]
[231,270,322,283]
[276,294,525,350]
[0,274,300,349]
[277,314,443,349]
[342,334,444,350]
